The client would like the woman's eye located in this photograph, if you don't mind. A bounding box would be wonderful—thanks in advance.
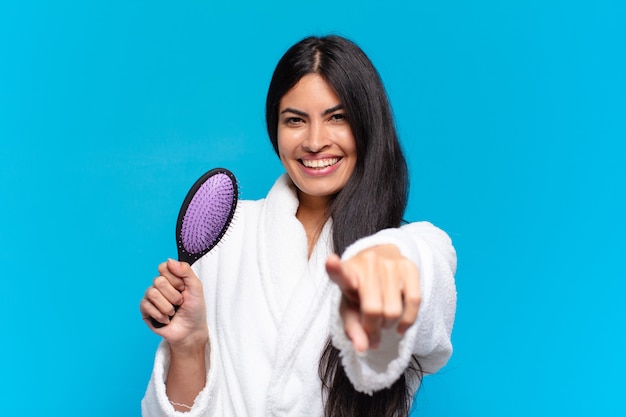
[330,113,347,122]
[284,117,303,126]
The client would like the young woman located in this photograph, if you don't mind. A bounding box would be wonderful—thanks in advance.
[140,35,457,417]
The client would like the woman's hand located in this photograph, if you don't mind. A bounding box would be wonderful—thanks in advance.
[139,259,208,350]
[326,244,421,353]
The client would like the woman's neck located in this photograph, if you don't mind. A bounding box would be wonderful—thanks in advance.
[296,192,331,258]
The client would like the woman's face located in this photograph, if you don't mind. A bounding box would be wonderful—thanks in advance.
[277,74,357,206]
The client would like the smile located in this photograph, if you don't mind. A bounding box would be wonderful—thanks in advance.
[300,158,340,169]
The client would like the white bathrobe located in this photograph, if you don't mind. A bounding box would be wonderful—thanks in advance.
[141,174,457,417]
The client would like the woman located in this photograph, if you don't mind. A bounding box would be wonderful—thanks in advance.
[140,35,456,417]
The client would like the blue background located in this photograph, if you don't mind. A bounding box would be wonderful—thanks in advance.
[1,1,624,415]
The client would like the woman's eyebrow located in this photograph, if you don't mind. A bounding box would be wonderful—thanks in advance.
[280,104,344,118]
[280,107,307,117]
[322,104,344,115]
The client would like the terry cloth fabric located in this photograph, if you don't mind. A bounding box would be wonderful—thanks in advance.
[141,174,457,416]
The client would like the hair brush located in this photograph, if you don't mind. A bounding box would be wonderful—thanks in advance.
[151,168,238,328]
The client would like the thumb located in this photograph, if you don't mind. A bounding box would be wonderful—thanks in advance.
[167,258,191,277]
[325,254,344,285]
[167,259,202,292]
[326,254,357,292]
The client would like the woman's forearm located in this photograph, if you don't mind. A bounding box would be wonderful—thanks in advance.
[165,339,209,411]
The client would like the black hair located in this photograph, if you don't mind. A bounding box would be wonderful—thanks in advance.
[266,35,420,417]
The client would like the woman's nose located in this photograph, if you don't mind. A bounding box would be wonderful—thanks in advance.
[303,122,330,153]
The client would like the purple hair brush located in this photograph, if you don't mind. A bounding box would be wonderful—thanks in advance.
[151,168,238,328]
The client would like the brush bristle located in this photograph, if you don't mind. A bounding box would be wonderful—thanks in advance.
[181,173,236,254]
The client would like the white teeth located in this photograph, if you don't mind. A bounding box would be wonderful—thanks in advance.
[301,158,339,168]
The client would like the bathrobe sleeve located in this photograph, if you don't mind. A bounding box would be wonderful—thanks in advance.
[329,221,457,394]
[141,338,221,416]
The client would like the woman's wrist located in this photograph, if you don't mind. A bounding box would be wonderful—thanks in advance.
[169,332,209,357]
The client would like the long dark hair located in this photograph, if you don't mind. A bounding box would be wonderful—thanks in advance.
[266,35,420,417]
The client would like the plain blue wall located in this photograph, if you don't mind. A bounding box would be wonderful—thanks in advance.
[1,1,624,415]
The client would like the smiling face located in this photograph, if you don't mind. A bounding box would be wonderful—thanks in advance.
[277,74,357,208]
